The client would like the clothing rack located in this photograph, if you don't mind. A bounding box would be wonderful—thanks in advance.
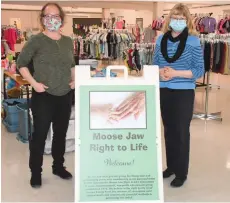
[193,14,230,34]
[193,70,222,121]
[192,13,213,17]
[99,28,128,32]
[193,34,230,121]
[130,42,155,49]
[76,29,135,63]
[123,42,155,74]
[126,24,136,26]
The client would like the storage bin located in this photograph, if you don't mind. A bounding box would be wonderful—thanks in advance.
[66,120,75,140]
[70,106,75,120]
[3,120,19,133]
[44,139,75,155]
[44,120,75,154]
[2,98,28,125]
[16,103,33,143]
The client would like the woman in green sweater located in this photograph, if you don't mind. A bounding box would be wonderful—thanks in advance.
[17,3,75,188]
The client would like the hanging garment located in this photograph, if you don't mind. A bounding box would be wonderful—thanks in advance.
[212,43,217,73]
[135,26,141,43]
[218,19,227,34]
[204,42,211,72]
[201,17,217,33]
[139,49,146,67]
[112,33,118,59]
[115,21,124,29]
[228,44,230,74]
[4,28,17,51]
[133,49,141,70]
[90,42,96,58]
[1,42,5,57]
[143,27,156,43]
[223,43,229,75]
[146,47,153,65]
[106,32,112,57]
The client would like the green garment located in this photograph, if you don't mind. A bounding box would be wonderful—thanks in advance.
[17,33,75,96]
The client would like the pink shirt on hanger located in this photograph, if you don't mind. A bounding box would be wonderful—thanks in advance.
[116,21,124,29]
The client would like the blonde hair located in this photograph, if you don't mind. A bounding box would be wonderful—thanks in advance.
[162,3,198,36]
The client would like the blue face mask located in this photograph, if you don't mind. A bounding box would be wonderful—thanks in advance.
[169,19,187,32]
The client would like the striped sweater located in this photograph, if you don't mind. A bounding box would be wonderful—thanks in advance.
[153,34,205,89]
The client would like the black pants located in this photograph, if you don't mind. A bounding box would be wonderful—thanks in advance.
[160,88,194,178]
[29,90,72,173]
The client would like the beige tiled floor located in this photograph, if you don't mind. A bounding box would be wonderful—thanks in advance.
[1,128,75,202]
[1,73,230,202]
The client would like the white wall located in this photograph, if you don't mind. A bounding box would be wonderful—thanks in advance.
[1,8,153,35]
[162,4,230,20]
[110,9,153,28]
[1,9,102,36]
[1,10,40,30]
[62,14,102,36]
[189,6,230,19]
[2,4,230,38]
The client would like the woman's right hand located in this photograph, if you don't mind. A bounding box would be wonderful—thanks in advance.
[33,82,48,93]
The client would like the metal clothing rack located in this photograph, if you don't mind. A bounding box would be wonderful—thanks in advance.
[193,70,222,121]
[99,28,128,32]
[196,72,221,89]
[193,33,230,121]
[192,13,214,17]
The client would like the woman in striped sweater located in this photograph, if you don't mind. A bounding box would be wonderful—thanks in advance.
[153,3,204,187]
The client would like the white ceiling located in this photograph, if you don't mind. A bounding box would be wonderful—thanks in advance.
[2,1,230,11]
[2,1,230,7]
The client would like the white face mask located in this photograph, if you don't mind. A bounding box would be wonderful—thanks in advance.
[169,19,187,32]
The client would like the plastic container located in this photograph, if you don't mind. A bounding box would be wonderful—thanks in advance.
[16,103,33,143]
[2,98,28,125]
[3,120,19,133]
[79,59,98,70]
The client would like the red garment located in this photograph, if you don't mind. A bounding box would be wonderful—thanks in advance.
[128,49,134,68]
[1,42,5,56]
[4,28,17,51]
[152,20,157,29]
[219,19,226,34]
[115,21,124,29]
[135,27,140,43]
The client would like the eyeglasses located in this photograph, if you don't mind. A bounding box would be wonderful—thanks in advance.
[171,17,187,21]
[43,14,61,19]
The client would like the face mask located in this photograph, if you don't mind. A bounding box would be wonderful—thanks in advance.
[169,19,187,32]
[43,16,62,32]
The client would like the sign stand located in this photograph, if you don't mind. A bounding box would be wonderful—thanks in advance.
[76,65,164,203]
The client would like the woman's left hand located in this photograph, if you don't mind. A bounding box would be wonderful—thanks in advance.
[163,66,178,79]
[69,80,75,89]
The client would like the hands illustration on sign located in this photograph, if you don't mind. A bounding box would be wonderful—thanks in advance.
[90,104,113,118]
[90,92,146,125]
[109,92,145,122]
